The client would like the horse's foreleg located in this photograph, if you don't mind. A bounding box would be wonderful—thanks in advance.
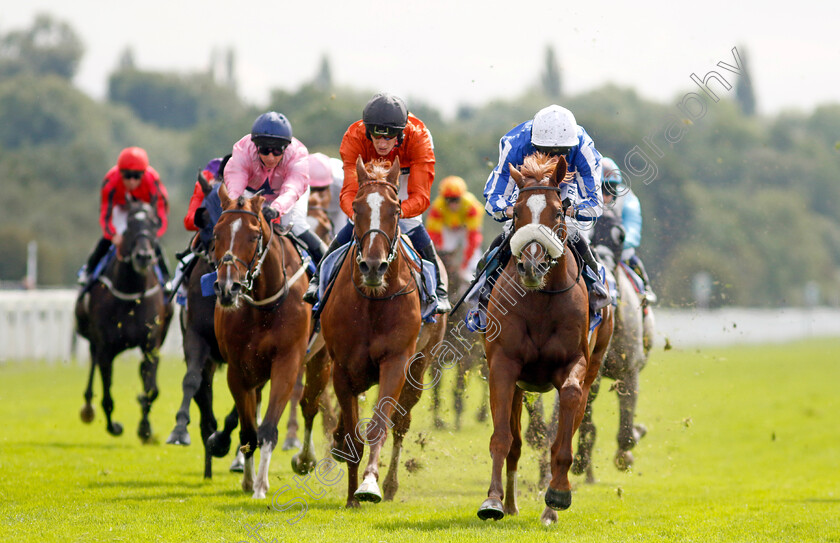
[97,349,123,437]
[332,364,361,508]
[571,375,600,483]
[283,365,305,451]
[194,362,219,478]
[292,348,331,475]
[477,358,518,521]
[453,356,468,430]
[614,369,643,471]
[80,344,98,424]
[167,331,211,446]
[137,349,160,442]
[546,356,589,512]
[355,355,410,504]
[228,368,257,494]
[252,357,300,499]
[382,354,427,501]
[503,387,524,516]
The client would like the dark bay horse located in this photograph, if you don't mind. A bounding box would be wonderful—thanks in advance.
[76,198,174,441]
[211,185,312,499]
[476,153,613,525]
[571,206,654,481]
[320,157,446,507]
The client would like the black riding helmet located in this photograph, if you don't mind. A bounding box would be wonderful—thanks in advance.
[363,93,408,145]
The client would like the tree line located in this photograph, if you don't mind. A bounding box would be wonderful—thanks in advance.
[1,15,838,308]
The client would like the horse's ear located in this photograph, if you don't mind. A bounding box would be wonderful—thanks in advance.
[197,171,212,195]
[218,183,231,208]
[509,163,524,189]
[387,156,401,187]
[355,156,368,186]
[251,194,265,212]
[551,156,568,187]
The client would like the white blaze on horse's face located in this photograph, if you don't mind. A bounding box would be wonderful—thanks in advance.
[365,192,385,251]
[228,218,242,254]
[526,194,546,225]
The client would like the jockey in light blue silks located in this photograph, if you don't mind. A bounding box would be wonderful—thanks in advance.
[465,105,610,329]
[600,156,657,305]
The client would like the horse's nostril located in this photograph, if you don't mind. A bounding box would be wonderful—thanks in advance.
[517,263,526,275]
[358,261,370,275]
[377,262,388,276]
[231,283,241,293]
[213,282,221,294]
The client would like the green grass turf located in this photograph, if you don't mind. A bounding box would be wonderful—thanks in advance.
[1,338,839,542]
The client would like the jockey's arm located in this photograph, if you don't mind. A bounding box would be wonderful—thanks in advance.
[567,132,603,223]
[399,128,435,218]
[426,201,444,248]
[151,173,169,238]
[483,136,519,222]
[268,142,309,216]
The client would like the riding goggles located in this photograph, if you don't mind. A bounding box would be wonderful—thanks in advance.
[368,125,402,139]
[534,145,571,157]
[257,145,287,157]
[121,169,145,180]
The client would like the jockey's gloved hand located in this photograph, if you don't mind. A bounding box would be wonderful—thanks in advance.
[261,204,279,223]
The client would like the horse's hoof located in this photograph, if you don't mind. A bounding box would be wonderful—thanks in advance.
[166,426,191,446]
[433,417,446,430]
[540,506,558,525]
[570,457,586,476]
[291,453,316,475]
[477,498,505,521]
[544,487,572,511]
[230,452,245,473]
[80,404,95,424]
[354,479,382,503]
[137,420,152,441]
[330,442,348,464]
[282,436,302,451]
[207,431,232,458]
[345,498,361,509]
[107,422,124,436]
[615,451,634,471]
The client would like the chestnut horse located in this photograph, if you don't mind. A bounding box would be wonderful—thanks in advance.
[476,153,613,525]
[320,157,446,507]
[76,199,174,441]
[210,185,311,499]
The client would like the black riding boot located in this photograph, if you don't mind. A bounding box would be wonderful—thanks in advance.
[303,233,346,305]
[419,243,451,314]
[154,245,173,295]
[79,237,113,285]
[571,235,610,310]
[297,229,328,265]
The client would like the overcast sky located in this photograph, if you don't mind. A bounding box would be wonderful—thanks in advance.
[4,0,838,118]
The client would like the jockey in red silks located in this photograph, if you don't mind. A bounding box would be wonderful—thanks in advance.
[302,93,451,314]
[78,146,170,287]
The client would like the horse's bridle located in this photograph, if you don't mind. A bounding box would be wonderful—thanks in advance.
[353,180,401,267]
[350,180,418,301]
[217,208,277,295]
[513,184,581,294]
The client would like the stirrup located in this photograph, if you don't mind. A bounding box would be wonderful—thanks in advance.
[434,293,452,314]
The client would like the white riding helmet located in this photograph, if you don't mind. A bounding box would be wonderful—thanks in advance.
[531,105,578,147]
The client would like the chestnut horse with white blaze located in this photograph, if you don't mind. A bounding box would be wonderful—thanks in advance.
[477,153,613,525]
[320,157,446,508]
[210,185,311,499]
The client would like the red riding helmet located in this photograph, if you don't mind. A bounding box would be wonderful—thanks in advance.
[117,147,150,171]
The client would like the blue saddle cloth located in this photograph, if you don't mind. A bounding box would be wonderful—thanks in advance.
[315,238,438,322]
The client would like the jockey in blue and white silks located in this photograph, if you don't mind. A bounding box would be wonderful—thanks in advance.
[484,118,603,229]
[601,156,657,304]
[462,105,610,333]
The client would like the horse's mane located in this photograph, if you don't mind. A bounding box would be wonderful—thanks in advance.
[364,159,392,181]
[519,152,559,183]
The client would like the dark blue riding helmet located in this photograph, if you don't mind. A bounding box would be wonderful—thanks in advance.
[251,112,293,149]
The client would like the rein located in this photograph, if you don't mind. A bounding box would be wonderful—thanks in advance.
[218,208,306,308]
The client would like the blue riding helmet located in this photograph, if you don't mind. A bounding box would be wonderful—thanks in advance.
[251,112,293,148]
